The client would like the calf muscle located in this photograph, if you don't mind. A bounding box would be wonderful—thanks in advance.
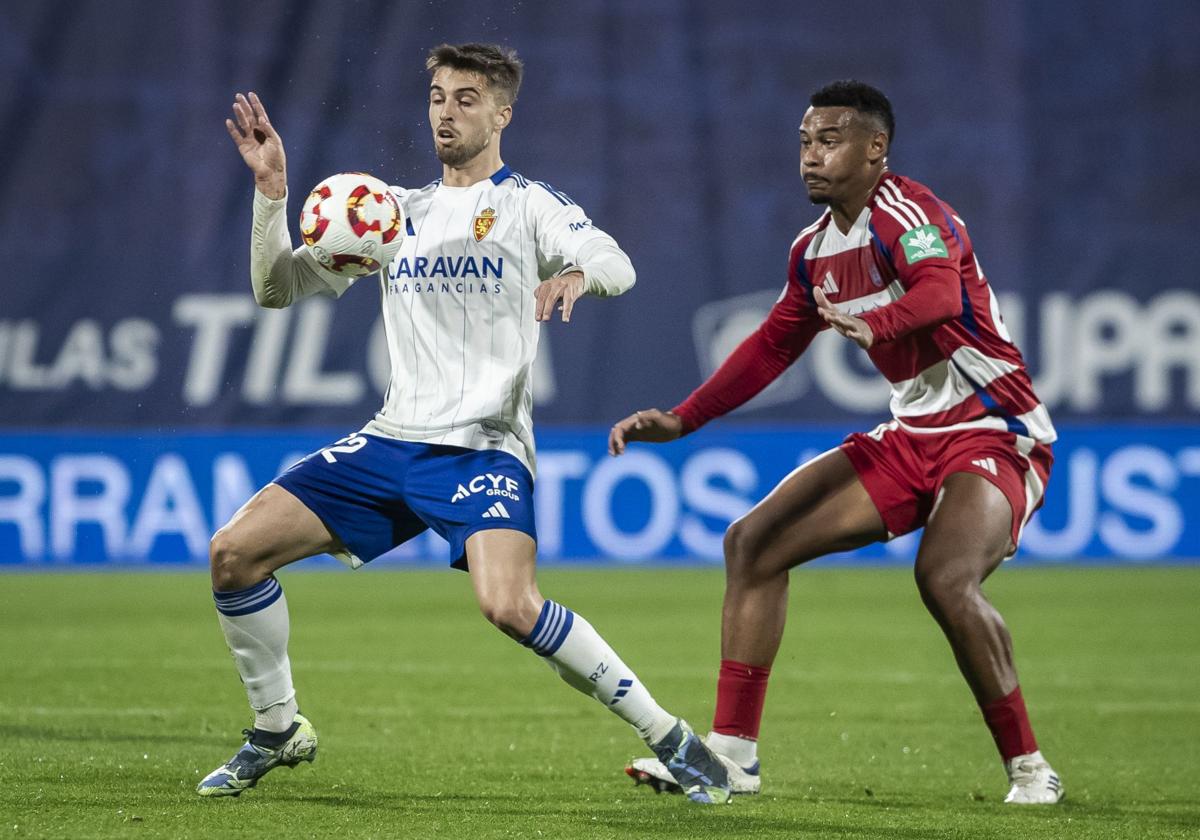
[721,449,886,666]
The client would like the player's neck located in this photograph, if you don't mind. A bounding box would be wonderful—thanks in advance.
[441,149,504,188]
[829,168,886,233]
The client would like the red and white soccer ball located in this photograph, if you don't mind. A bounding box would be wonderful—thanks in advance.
[299,172,405,277]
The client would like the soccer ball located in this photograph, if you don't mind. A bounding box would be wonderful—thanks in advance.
[299,172,405,277]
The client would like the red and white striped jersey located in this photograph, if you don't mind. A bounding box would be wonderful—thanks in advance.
[674,171,1055,444]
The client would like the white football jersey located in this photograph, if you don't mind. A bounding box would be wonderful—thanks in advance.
[249,165,635,475]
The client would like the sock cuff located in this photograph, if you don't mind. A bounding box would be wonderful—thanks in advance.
[720,659,772,680]
[979,685,1039,761]
[521,600,574,656]
[980,685,1024,715]
[213,577,283,617]
[713,658,772,739]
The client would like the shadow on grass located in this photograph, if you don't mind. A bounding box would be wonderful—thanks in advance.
[1052,799,1200,832]
[231,792,949,838]
[597,811,956,838]
[787,792,1200,835]
[0,723,215,747]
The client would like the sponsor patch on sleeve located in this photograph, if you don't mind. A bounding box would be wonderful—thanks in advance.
[899,224,949,264]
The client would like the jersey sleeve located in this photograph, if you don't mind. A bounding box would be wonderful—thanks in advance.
[525,182,635,297]
[860,182,964,342]
[672,259,822,433]
[251,189,364,307]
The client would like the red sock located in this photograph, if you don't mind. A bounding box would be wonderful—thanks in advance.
[712,659,771,739]
[980,686,1039,761]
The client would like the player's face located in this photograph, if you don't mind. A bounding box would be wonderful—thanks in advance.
[429,67,510,168]
[799,107,882,205]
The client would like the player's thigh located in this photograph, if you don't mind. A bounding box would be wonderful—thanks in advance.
[213,483,341,569]
[728,448,887,577]
[915,472,1014,591]
[465,529,542,636]
[466,529,539,594]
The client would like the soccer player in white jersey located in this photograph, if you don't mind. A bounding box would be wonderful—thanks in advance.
[201,43,731,804]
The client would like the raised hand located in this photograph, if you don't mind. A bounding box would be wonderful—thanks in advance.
[813,286,874,349]
[534,270,586,322]
[224,92,287,200]
[608,409,683,456]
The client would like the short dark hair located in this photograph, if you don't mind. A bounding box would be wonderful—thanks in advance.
[810,80,895,144]
[426,43,524,106]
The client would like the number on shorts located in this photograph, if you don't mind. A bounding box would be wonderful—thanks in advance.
[319,434,368,464]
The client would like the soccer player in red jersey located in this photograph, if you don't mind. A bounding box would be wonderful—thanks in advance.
[611,80,1064,804]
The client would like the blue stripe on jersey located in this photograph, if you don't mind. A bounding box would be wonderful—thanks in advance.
[793,252,814,305]
[970,378,1030,437]
[521,600,575,656]
[213,577,283,617]
[959,282,981,338]
[868,222,894,266]
[502,171,531,188]
[490,164,514,185]
[936,201,964,248]
[405,216,415,237]
[534,181,575,206]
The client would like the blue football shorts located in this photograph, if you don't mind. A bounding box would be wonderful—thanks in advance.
[273,432,536,570]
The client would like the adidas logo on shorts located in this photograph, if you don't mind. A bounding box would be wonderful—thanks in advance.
[970,457,998,476]
[482,501,511,519]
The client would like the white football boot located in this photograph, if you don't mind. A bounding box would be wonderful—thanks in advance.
[1003,750,1064,804]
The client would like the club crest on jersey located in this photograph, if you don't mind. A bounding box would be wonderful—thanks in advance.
[900,224,948,264]
[451,472,521,503]
[473,207,497,242]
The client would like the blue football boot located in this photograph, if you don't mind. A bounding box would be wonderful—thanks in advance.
[648,719,732,804]
[197,713,318,797]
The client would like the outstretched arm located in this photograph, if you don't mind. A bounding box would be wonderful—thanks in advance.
[609,281,820,454]
[225,92,287,200]
[225,92,341,308]
[608,409,683,456]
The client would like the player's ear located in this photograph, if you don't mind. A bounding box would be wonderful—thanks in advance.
[867,131,888,165]
[494,104,512,131]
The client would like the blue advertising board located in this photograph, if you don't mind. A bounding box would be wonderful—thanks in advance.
[2,425,1195,567]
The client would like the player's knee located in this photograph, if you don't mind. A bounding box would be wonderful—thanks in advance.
[478,594,537,640]
[209,528,256,591]
[724,517,765,580]
[914,564,978,619]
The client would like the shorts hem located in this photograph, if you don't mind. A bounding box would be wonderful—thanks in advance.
[940,467,1023,558]
[271,477,382,566]
[839,441,914,540]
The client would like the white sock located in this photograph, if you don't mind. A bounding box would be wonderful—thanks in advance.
[522,600,677,745]
[254,698,299,734]
[707,731,758,767]
[213,577,297,731]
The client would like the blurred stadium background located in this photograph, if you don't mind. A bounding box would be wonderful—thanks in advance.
[3,0,1197,567]
[2,2,1198,838]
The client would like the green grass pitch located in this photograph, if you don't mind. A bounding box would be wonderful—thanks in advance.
[1,566,1197,839]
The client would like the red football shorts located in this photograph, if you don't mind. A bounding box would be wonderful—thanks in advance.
[840,421,1053,555]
